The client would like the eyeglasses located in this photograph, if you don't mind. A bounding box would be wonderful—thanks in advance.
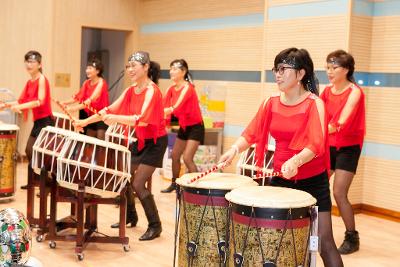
[272,66,296,75]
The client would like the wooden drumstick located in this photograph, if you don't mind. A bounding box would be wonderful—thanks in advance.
[79,100,100,116]
[187,162,226,184]
[0,100,12,109]
[253,170,282,180]
[51,98,77,123]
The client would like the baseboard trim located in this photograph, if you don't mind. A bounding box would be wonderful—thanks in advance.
[332,203,400,222]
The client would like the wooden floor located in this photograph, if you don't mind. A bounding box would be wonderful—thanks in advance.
[1,162,399,267]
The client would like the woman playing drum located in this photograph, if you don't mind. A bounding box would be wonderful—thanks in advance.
[161,59,204,193]
[75,51,167,241]
[219,48,343,267]
[320,50,365,254]
[0,51,54,190]
[61,58,109,139]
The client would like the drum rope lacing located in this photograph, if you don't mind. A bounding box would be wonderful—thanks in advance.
[230,205,307,267]
[180,189,227,267]
[210,194,227,266]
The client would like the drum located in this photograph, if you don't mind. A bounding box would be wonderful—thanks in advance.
[225,186,316,267]
[105,123,136,148]
[176,173,257,267]
[53,112,74,131]
[237,144,275,181]
[31,126,76,176]
[0,124,19,199]
[56,133,131,198]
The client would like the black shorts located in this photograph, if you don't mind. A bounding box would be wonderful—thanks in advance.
[79,109,108,132]
[131,135,168,168]
[86,121,108,131]
[177,123,205,144]
[270,171,332,212]
[30,116,55,137]
[330,145,361,174]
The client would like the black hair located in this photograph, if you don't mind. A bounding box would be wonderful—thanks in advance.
[87,58,104,77]
[148,61,161,84]
[24,50,42,72]
[274,47,319,95]
[170,59,193,83]
[326,49,355,83]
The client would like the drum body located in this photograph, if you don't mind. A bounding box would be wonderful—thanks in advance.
[105,123,136,148]
[236,144,275,179]
[0,124,19,198]
[32,126,75,175]
[225,186,316,267]
[53,112,74,131]
[56,134,131,198]
[176,173,257,267]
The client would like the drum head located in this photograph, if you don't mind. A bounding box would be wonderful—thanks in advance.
[226,186,316,208]
[0,124,19,131]
[176,172,257,190]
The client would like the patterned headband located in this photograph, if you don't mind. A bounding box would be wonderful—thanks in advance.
[278,56,298,68]
[128,52,149,64]
[171,62,184,69]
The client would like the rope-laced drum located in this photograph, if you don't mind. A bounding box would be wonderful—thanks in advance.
[105,123,136,148]
[225,186,316,267]
[0,123,19,199]
[176,173,257,267]
[56,133,131,198]
[32,126,76,176]
[237,144,275,183]
[53,112,74,131]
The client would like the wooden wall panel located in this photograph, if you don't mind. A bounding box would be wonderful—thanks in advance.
[139,0,264,24]
[140,27,263,71]
[265,16,348,70]
[364,87,400,145]
[349,15,373,72]
[369,16,400,72]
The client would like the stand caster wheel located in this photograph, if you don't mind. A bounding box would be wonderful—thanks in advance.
[77,253,84,261]
[36,235,43,242]
[49,241,56,249]
[123,245,130,252]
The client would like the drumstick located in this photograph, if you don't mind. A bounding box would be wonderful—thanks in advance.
[79,100,100,116]
[51,98,76,123]
[79,99,138,142]
[253,170,282,180]
[187,162,226,184]
[0,100,12,109]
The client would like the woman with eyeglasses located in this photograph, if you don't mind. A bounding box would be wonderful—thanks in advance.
[320,50,365,255]
[161,59,204,193]
[61,58,109,140]
[75,51,167,241]
[219,48,343,267]
[0,51,54,190]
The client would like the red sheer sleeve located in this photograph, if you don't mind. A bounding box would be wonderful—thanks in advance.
[242,98,273,168]
[332,85,366,148]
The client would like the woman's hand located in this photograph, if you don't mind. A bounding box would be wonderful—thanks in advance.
[328,123,337,134]
[218,147,238,167]
[281,158,299,179]
[83,98,92,106]
[10,105,22,114]
[73,119,87,133]
[164,107,173,116]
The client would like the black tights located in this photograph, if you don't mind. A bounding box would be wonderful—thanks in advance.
[130,163,156,200]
